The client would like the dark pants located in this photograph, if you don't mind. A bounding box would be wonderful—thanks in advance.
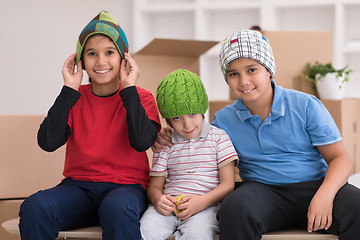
[19,178,148,240]
[218,179,360,240]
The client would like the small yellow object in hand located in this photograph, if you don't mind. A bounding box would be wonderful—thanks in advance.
[174,195,186,215]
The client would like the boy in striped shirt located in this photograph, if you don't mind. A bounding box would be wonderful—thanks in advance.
[140,69,238,240]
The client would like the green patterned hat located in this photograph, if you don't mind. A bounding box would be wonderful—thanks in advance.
[76,10,128,63]
[156,69,208,119]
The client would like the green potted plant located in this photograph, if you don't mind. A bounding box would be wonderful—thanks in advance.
[304,61,352,99]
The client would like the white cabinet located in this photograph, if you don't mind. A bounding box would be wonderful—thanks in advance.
[133,0,360,100]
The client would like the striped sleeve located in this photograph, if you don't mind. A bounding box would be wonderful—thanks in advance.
[214,127,238,168]
[150,150,169,176]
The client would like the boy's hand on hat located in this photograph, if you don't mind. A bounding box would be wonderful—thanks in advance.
[120,52,139,88]
[151,127,173,153]
[62,53,83,91]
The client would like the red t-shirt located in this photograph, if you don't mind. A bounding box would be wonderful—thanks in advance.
[63,84,160,189]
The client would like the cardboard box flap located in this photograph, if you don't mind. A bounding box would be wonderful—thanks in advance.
[134,38,218,98]
[134,38,218,57]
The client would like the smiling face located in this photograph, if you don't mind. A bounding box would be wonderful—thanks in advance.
[168,114,204,140]
[83,34,121,96]
[226,58,273,107]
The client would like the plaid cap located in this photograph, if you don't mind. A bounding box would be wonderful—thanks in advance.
[219,29,276,82]
[76,11,128,63]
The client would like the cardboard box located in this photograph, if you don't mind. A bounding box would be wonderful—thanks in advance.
[0,115,65,199]
[229,31,332,100]
[134,38,218,98]
[0,200,22,240]
[322,99,360,173]
[209,100,236,122]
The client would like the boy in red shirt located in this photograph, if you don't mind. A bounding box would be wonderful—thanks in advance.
[19,11,160,240]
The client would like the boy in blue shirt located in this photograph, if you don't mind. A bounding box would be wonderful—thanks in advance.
[153,29,360,239]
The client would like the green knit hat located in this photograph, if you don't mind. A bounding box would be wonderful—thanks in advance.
[156,69,208,119]
[76,10,129,64]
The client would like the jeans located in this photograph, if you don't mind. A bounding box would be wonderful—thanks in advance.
[140,204,219,240]
[19,178,148,240]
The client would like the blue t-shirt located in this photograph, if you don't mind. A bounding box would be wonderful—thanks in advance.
[212,81,341,185]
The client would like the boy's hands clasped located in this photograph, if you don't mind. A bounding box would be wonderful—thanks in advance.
[174,195,207,221]
[151,128,173,152]
[153,194,177,216]
[154,194,206,221]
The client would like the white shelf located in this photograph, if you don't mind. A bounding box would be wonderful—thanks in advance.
[202,8,260,40]
[138,4,196,13]
[272,0,335,7]
[133,0,360,100]
[273,5,335,31]
[343,45,360,53]
[202,2,261,10]
[344,3,360,44]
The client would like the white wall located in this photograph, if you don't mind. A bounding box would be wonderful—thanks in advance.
[1,0,359,115]
[0,0,133,114]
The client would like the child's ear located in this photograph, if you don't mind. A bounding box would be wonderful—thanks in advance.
[267,70,272,80]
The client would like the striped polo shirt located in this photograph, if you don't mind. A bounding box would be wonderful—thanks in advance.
[150,123,238,196]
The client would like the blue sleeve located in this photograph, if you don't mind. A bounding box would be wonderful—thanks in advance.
[306,96,342,146]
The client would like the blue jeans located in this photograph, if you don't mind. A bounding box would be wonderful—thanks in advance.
[19,178,148,240]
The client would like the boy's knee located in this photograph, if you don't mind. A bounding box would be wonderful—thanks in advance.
[219,194,259,228]
[20,191,53,218]
[100,189,145,222]
[180,224,217,240]
[220,193,248,215]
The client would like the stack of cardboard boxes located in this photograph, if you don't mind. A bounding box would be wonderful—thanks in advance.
[321,100,360,172]
[209,31,360,174]
[0,115,65,240]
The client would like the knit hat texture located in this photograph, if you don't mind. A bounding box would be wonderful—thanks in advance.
[76,10,128,63]
[156,69,208,119]
[219,29,276,82]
